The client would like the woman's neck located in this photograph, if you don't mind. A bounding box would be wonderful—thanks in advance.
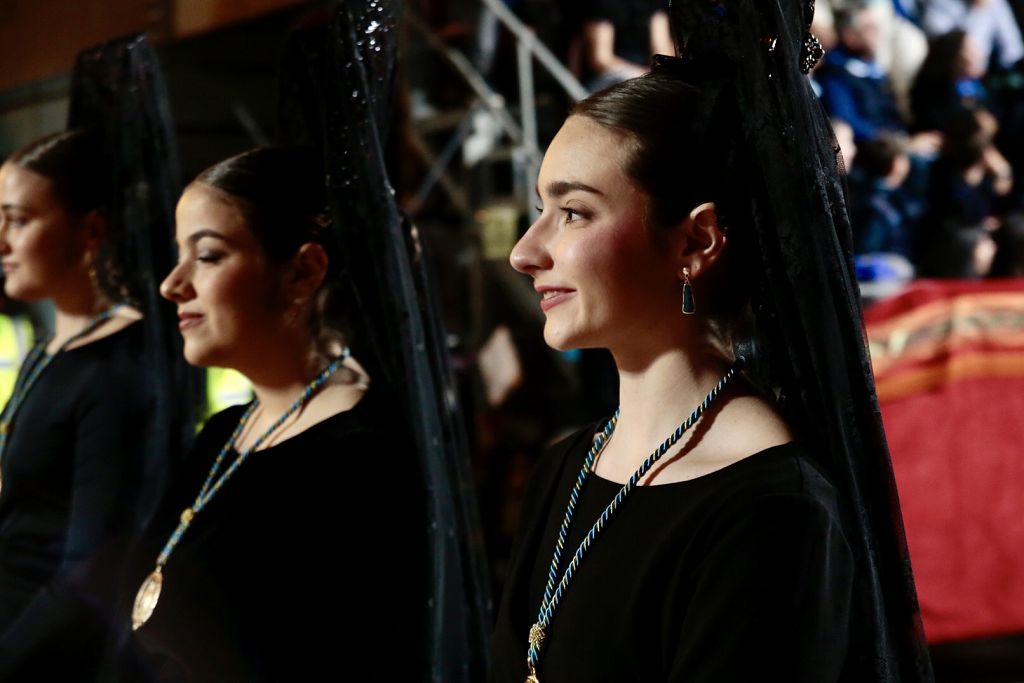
[51,285,111,346]
[609,338,733,450]
[244,343,329,417]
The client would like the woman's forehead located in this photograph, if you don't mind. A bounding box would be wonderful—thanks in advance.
[175,184,254,243]
[540,117,634,194]
[0,163,57,209]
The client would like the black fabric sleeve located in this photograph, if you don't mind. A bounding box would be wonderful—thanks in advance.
[666,491,855,682]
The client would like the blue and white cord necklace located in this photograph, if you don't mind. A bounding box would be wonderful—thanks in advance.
[0,307,118,495]
[525,358,743,683]
[131,348,351,630]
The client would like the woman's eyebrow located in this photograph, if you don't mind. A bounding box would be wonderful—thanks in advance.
[544,181,604,199]
[185,228,233,245]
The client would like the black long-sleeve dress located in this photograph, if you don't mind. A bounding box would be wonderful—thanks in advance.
[113,380,430,682]
[0,323,157,678]
[491,424,856,682]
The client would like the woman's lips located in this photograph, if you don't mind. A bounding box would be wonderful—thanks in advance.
[178,313,203,331]
[538,289,576,312]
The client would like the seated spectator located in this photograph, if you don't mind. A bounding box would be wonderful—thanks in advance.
[818,5,903,140]
[817,4,942,153]
[581,0,672,91]
[922,0,1024,71]
[848,132,921,257]
[865,0,929,122]
[911,30,989,132]
[925,107,1013,235]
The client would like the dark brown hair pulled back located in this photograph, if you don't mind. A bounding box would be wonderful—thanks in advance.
[194,146,348,356]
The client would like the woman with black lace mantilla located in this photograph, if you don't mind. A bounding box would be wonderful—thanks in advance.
[0,127,158,682]
[490,0,934,681]
[98,146,429,681]
[0,35,187,680]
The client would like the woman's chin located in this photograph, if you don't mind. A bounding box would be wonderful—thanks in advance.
[182,343,219,369]
[2,279,41,303]
[543,327,585,353]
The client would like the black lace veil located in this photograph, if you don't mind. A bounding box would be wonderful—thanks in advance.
[661,0,933,679]
[68,34,193,523]
[278,3,492,679]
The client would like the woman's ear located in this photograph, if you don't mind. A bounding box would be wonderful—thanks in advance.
[676,201,727,279]
[286,242,330,300]
[80,209,108,255]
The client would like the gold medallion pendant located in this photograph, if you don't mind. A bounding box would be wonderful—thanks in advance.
[132,568,164,630]
[129,357,347,635]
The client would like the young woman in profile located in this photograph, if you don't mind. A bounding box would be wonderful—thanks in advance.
[491,0,933,681]
[116,146,427,681]
[0,130,168,678]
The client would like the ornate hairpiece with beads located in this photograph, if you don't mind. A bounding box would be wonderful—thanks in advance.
[664,0,824,76]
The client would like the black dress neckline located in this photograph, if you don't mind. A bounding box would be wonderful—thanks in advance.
[588,441,798,491]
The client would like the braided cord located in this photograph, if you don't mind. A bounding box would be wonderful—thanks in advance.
[528,359,743,668]
[155,349,350,569]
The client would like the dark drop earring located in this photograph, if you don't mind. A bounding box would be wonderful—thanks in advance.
[681,267,695,315]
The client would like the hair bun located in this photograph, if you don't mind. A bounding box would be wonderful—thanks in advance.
[668,0,822,77]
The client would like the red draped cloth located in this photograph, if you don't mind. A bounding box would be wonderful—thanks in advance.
[865,279,1024,643]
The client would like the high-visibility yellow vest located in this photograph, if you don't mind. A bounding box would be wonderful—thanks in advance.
[204,366,254,420]
[0,315,35,406]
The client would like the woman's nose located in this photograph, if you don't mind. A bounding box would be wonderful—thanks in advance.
[509,220,552,276]
[159,262,192,302]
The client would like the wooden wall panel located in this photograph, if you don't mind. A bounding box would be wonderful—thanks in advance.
[172,0,307,38]
[0,0,308,92]
[0,0,157,91]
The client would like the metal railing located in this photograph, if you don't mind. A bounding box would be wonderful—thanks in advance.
[404,1,588,219]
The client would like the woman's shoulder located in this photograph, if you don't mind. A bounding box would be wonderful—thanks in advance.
[66,319,147,372]
[535,421,605,479]
[706,441,838,501]
[692,441,847,543]
[184,403,249,462]
[63,306,144,352]
[57,322,150,407]
[300,377,407,446]
[200,403,250,437]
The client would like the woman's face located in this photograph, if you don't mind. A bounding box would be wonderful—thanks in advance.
[0,162,90,302]
[509,116,682,351]
[161,183,287,368]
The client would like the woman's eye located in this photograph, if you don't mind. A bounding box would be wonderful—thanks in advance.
[562,207,582,223]
[196,251,224,264]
